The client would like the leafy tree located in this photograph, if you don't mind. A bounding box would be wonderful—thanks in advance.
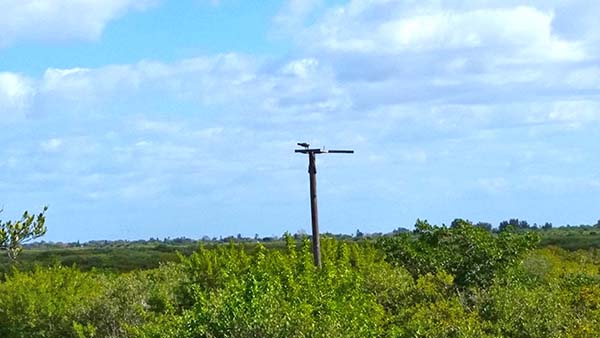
[355,228,364,238]
[450,218,472,228]
[378,219,540,288]
[475,222,493,232]
[499,218,530,231]
[392,227,410,234]
[0,207,48,259]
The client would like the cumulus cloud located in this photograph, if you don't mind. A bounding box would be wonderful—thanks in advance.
[308,5,584,61]
[8,1,600,137]
[0,72,34,121]
[271,0,600,130]
[3,0,600,239]
[0,0,156,47]
[37,54,258,104]
[382,7,583,61]
[20,53,352,126]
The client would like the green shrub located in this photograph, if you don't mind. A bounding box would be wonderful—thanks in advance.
[157,236,386,338]
[377,220,539,288]
[1,233,600,338]
[0,266,105,338]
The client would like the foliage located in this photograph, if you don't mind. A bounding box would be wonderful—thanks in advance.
[540,228,600,250]
[0,241,291,276]
[0,265,105,338]
[1,229,600,337]
[0,206,47,259]
[162,235,387,338]
[5,226,600,276]
[377,219,540,288]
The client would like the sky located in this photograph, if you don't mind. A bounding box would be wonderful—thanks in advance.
[1,0,599,242]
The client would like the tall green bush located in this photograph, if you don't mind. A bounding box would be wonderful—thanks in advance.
[377,219,539,288]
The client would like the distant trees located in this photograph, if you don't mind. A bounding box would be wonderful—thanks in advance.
[0,207,47,259]
[392,227,410,234]
[450,218,472,228]
[497,219,561,231]
[355,229,364,238]
[475,222,493,231]
[499,218,530,231]
[449,219,492,232]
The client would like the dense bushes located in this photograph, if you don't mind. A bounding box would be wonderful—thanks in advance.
[0,263,185,338]
[0,266,104,338]
[377,219,540,288]
[137,237,389,338]
[1,225,600,337]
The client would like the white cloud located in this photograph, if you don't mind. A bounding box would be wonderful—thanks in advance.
[1,0,599,240]
[41,68,93,100]
[2,0,597,211]
[565,67,600,89]
[273,0,323,32]
[281,58,319,78]
[270,1,600,125]
[37,62,220,122]
[40,138,63,152]
[27,53,352,125]
[0,0,156,47]
[385,7,583,61]
[309,4,584,62]
[0,72,34,121]
[547,101,600,128]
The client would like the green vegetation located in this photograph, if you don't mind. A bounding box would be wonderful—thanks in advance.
[540,227,600,250]
[1,222,600,337]
[0,206,47,259]
[0,245,192,276]
[3,222,600,275]
[377,219,540,288]
[0,241,288,276]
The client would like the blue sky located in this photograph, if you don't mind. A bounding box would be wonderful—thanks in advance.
[1,0,599,241]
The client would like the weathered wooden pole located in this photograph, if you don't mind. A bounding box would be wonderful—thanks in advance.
[295,143,353,267]
[308,151,321,267]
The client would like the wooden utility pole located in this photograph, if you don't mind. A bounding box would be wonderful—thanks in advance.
[295,143,353,267]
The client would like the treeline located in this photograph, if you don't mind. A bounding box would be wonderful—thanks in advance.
[1,222,600,337]
[0,220,597,279]
[23,218,600,250]
[4,218,600,275]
